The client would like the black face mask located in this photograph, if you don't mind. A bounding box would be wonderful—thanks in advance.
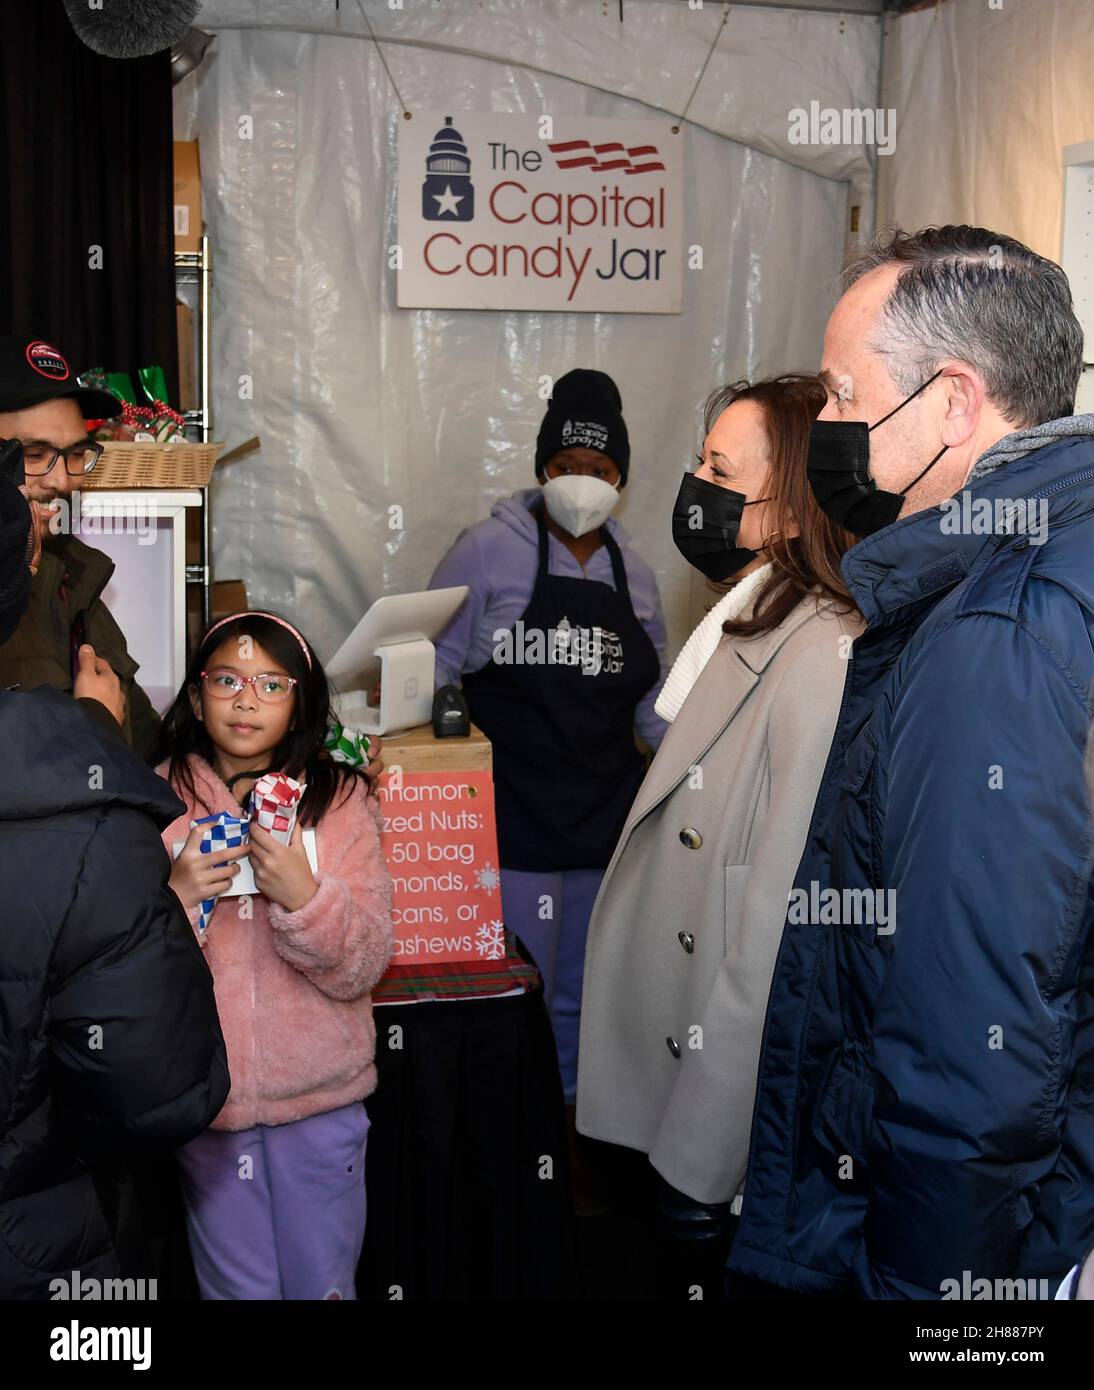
[807,369,947,538]
[671,470,770,581]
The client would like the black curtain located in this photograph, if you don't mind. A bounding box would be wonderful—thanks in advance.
[0,0,179,405]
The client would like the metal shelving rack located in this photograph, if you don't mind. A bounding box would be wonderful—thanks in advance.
[175,235,213,628]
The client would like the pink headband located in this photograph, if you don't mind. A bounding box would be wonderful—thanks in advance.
[203,611,313,670]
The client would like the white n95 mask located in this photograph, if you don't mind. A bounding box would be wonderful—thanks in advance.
[541,474,620,537]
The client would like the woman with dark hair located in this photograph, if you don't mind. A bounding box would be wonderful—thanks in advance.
[577,374,862,1292]
[156,610,393,1300]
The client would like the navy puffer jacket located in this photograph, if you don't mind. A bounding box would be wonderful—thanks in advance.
[730,435,1094,1299]
[0,687,229,1298]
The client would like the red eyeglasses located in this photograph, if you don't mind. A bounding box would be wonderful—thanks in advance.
[200,668,298,704]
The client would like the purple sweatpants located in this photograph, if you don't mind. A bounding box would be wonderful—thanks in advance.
[501,867,604,1104]
[176,1102,370,1300]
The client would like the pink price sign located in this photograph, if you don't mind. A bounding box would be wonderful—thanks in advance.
[376,769,504,965]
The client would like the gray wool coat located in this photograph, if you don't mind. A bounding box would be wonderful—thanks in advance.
[576,592,863,1205]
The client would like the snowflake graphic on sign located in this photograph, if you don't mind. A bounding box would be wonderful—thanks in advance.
[475,920,506,960]
[475,862,501,893]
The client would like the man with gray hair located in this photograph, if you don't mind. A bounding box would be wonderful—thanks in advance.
[728,225,1094,1299]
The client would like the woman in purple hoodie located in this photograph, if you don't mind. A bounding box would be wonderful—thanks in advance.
[429,368,668,1127]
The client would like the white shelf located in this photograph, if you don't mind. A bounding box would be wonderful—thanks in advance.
[76,488,203,511]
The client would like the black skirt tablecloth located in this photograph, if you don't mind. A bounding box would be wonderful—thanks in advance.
[358,982,579,1300]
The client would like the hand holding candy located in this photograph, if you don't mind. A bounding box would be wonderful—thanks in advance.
[171,778,309,927]
[246,773,314,911]
[170,817,250,913]
[325,718,382,787]
[248,821,318,912]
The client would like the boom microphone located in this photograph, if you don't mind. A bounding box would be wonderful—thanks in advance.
[62,0,202,59]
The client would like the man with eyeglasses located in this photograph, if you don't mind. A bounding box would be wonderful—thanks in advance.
[0,334,160,758]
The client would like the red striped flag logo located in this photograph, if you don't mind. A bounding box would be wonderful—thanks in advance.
[547,138,666,175]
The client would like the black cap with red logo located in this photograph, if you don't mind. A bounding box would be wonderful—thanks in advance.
[0,334,121,419]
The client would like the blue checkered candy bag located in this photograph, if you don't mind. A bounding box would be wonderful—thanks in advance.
[190,812,250,933]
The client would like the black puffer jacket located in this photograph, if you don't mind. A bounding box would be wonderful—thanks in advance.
[0,686,229,1298]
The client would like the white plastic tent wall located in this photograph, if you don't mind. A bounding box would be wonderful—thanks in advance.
[877,0,1094,263]
[179,0,882,662]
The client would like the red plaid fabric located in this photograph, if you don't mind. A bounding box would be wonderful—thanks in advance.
[373,929,540,1005]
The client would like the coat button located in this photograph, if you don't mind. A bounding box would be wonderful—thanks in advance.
[679,827,702,849]
[678,931,694,954]
[666,1036,681,1058]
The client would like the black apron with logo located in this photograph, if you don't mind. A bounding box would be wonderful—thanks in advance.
[462,500,661,872]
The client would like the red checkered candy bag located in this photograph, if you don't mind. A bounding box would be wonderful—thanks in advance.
[251,772,306,845]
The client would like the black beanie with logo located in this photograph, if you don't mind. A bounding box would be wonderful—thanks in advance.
[535,368,630,486]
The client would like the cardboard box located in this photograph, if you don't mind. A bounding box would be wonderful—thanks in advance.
[212,579,248,620]
[378,722,492,774]
[176,300,197,412]
[173,141,202,253]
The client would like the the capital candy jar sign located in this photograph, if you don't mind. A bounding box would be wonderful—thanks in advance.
[397,113,683,312]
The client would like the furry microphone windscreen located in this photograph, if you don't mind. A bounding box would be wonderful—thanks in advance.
[62,0,203,59]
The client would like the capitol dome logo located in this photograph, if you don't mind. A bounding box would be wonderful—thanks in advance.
[422,116,474,222]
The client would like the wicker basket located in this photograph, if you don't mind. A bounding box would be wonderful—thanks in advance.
[81,441,224,490]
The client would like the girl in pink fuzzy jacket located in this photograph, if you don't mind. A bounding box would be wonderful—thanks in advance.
[156,610,392,1301]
